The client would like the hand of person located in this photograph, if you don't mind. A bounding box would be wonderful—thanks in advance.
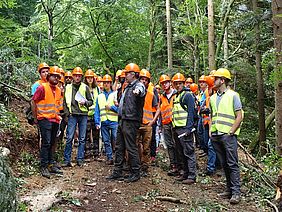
[148,120,154,127]
[79,100,86,105]
[96,125,100,130]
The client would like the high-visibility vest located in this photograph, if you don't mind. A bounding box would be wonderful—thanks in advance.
[142,84,154,124]
[65,83,88,113]
[210,89,241,135]
[97,92,118,122]
[172,91,188,127]
[160,94,174,125]
[37,79,46,85]
[36,83,61,121]
[88,86,99,116]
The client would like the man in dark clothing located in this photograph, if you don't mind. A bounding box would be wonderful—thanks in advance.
[106,63,145,183]
[63,67,93,167]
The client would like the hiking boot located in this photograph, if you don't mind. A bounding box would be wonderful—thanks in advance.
[106,172,124,181]
[124,173,140,183]
[203,170,215,176]
[41,167,51,179]
[61,162,73,168]
[230,194,241,204]
[217,191,232,198]
[182,179,195,185]
[106,159,114,165]
[49,165,63,174]
[175,175,187,181]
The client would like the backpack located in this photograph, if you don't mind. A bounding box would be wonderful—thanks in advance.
[25,102,34,125]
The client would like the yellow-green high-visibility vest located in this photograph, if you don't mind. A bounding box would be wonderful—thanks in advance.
[97,92,118,122]
[210,89,241,135]
[172,91,188,127]
[88,87,99,116]
[65,83,88,113]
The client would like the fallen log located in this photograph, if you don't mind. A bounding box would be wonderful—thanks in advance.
[155,196,187,204]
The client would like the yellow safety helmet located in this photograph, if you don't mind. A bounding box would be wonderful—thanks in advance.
[214,68,231,80]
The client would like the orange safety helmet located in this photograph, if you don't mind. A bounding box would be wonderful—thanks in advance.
[139,69,151,79]
[159,74,170,83]
[37,62,49,72]
[205,76,215,88]
[96,76,103,82]
[186,77,193,83]
[85,69,95,77]
[116,70,123,77]
[102,74,112,82]
[72,67,83,75]
[58,68,65,76]
[190,83,198,93]
[65,71,73,78]
[120,70,125,78]
[49,66,61,76]
[198,75,206,82]
[172,73,185,82]
[124,63,140,73]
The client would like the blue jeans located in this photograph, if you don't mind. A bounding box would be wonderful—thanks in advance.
[38,119,59,167]
[64,115,88,163]
[101,122,118,160]
[207,139,216,172]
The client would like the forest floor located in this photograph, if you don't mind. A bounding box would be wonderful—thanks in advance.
[3,99,272,211]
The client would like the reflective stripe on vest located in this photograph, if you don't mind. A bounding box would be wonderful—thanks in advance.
[160,94,174,125]
[65,83,88,113]
[88,87,99,116]
[210,89,241,135]
[142,84,154,124]
[37,83,61,121]
[172,92,188,127]
[97,92,118,122]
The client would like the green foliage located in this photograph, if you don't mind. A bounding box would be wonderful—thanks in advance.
[0,104,20,133]
[0,156,18,212]
[17,151,39,177]
[270,65,282,87]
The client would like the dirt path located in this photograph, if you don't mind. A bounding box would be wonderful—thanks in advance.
[19,151,263,212]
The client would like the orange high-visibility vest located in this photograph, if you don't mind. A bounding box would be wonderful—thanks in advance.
[203,88,210,125]
[142,84,154,124]
[37,79,47,85]
[36,83,61,121]
[160,94,174,125]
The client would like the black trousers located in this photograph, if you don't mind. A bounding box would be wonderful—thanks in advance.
[211,134,241,195]
[114,120,141,173]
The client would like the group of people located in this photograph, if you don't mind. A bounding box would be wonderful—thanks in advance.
[31,62,243,205]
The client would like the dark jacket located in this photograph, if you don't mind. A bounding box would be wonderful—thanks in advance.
[120,79,145,122]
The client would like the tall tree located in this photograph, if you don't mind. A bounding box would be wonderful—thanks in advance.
[272,0,282,155]
[166,0,173,69]
[207,0,216,70]
[253,0,266,154]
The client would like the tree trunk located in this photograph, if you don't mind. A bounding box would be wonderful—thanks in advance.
[223,28,228,67]
[208,0,216,70]
[253,0,266,155]
[166,0,172,69]
[272,0,282,156]
[147,2,157,69]
[47,12,53,59]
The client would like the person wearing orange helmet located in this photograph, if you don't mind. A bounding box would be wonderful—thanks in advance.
[94,74,118,165]
[116,70,127,103]
[210,68,243,204]
[63,67,93,167]
[84,69,101,159]
[136,69,160,176]
[31,62,50,95]
[171,73,197,185]
[159,74,179,176]
[31,66,63,178]
[185,77,193,88]
[197,75,210,158]
[64,71,73,85]
[106,63,145,183]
